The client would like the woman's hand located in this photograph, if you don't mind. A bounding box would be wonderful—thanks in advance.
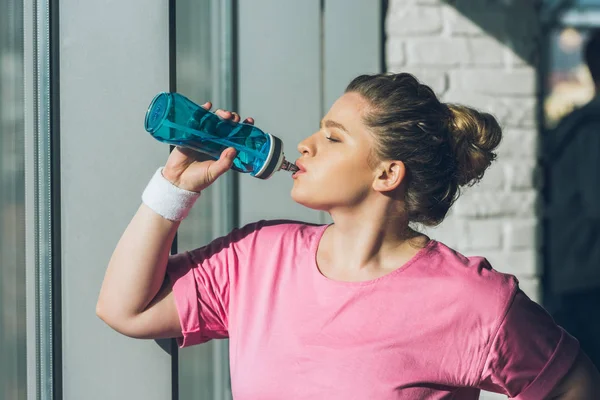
[162,102,255,192]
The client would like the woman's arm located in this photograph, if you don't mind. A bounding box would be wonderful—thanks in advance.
[548,350,600,399]
[96,104,246,339]
[96,204,182,339]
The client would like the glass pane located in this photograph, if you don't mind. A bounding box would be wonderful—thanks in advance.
[176,0,229,399]
[176,0,215,253]
[0,0,27,399]
[544,27,596,129]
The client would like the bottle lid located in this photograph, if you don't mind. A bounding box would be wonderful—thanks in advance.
[253,134,283,180]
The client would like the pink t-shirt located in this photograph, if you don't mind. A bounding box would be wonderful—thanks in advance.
[167,221,579,399]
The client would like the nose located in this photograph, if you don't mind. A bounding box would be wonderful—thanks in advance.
[297,133,315,155]
[298,132,319,156]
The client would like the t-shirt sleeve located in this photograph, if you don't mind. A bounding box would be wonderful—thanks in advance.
[477,289,580,399]
[166,223,259,348]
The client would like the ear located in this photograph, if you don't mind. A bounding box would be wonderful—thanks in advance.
[372,161,406,193]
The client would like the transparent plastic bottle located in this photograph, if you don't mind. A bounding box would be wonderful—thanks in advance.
[144,92,299,179]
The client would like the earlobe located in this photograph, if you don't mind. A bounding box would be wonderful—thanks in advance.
[373,161,405,192]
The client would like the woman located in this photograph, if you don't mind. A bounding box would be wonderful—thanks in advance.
[97,73,600,399]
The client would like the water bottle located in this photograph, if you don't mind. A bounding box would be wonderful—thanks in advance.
[144,92,299,180]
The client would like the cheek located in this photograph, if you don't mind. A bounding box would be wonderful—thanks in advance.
[325,151,374,185]
[312,157,363,189]
[291,157,373,207]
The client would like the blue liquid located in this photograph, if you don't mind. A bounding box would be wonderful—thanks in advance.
[145,93,272,175]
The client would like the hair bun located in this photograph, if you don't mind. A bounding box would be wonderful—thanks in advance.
[446,104,502,186]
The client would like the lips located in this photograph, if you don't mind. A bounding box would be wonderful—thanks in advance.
[292,160,307,179]
[294,160,307,173]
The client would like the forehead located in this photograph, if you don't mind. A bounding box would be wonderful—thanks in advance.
[325,92,371,126]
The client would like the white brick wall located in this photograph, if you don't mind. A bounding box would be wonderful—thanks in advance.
[385,2,541,399]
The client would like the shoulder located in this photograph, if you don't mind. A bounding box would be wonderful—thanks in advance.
[420,241,519,317]
[423,241,518,289]
[239,219,326,240]
[214,219,326,250]
[186,220,326,263]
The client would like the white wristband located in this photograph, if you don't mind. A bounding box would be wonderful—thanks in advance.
[141,167,201,221]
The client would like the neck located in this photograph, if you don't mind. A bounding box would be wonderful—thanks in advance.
[324,197,427,272]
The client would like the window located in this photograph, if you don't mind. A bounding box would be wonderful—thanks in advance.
[175,0,236,398]
[0,0,27,398]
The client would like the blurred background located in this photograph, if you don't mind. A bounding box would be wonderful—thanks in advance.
[545,1,598,128]
[1,0,599,399]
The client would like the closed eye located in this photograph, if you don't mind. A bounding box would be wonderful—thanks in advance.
[325,136,341,143]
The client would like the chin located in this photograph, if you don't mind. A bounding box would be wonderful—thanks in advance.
[291,187,329,211]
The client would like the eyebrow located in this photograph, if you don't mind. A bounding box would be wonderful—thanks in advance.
[320,119,350,134]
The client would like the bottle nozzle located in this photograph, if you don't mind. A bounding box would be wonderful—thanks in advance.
[280,158,299,173]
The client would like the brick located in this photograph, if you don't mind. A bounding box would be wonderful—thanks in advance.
[474,162,505,191]
[466,37,507,67]
[388,0,441,11]
[388,65,448,95]
[386,5,443,36]
[496,129,538,160]
[473,248,539,277]
[443,6,486,36]
[515,277,542,303]
[460,219,503,250]
[453,190,538,218]
[516,101,537,128]
[404,37,510,68]
[506,162,539,190]
[505,41,532,68]
[479,391,508,400]
[443,4,524,40]
[449,68,536,96]
[442,91,536,129]
[497,98,537,129]
[385,38,406,67]
[442,91,495,114]
[405,38,469,67]
[421,218,467,249]
[505,219,538,250]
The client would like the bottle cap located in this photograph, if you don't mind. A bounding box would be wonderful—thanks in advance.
[253,134,284,179]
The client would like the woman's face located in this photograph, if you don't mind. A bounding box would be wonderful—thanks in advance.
[291,92,380,211]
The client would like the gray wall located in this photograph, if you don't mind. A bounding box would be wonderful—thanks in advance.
[237,0,382,226]
[59,1,172,398]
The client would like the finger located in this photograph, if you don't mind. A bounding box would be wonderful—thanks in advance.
[215,109,232,119]
[201,101,212,110]
[175,146,208,162]
[231,112,241,123]
[243,117,255,125]
[208,147,237,180]
[175,146,197,158]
